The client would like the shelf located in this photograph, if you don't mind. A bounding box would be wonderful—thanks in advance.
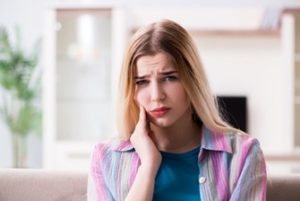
[188,29,280,37]
[130,27,280,37]
[282,7,300,15]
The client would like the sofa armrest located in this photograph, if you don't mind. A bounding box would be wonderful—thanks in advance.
[0,169,87,201]
[267,174,300,201]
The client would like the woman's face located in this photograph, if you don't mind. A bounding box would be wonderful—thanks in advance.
[134,52,191,128]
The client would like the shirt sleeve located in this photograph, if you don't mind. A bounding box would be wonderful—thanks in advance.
[230,139,267,201]
[87,144,115,201]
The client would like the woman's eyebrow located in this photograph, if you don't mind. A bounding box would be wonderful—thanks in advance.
[160,70,177,75]
[134,70,177,79]
[134,75,147,80]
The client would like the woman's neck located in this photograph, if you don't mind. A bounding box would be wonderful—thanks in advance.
[151,116,202,153]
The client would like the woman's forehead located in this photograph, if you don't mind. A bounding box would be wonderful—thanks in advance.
[135,53,175,76]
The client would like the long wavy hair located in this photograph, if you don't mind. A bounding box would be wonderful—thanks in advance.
[117,19,235,139]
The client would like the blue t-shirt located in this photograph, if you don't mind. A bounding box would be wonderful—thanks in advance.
[153,146,201,201]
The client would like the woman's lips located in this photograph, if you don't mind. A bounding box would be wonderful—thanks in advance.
[150,107,170,117]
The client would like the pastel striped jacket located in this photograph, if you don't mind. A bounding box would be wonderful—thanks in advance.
[87,126,267,201]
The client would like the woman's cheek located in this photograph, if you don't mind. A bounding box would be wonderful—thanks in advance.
[135,91,146,107]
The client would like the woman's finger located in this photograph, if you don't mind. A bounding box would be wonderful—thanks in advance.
[139,105,146,120]
[139,105,147,125]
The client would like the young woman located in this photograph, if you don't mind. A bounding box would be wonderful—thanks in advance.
[88,19,267,201]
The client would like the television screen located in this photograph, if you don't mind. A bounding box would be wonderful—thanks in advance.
[217,96,247,132]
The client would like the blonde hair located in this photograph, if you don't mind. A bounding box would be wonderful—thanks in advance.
[118,19,235,139]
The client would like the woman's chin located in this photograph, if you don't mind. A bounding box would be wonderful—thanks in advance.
[151,118,173,128]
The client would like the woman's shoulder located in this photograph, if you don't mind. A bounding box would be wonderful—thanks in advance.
[222,129,262,155]
[91,138,134,157]
[201,126,261,156]
[91,140,111,157]
[90,139,137,176]
[228,129,259,143]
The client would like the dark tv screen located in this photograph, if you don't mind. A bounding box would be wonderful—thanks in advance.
[217,96,247,132]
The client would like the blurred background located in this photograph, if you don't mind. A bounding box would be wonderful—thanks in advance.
[0,0,300,175]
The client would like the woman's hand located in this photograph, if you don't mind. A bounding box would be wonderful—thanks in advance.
[125,105,161,201]
[130,105,162,173]
[125,106,161,201]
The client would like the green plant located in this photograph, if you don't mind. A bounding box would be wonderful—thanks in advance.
[0,26,42,168]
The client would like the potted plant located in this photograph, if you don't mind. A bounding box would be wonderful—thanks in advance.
[0,26,42,168]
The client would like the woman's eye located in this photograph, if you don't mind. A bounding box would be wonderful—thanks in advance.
[164,76,177,81]
[135,80,148,86]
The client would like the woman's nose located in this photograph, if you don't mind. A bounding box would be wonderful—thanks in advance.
[150,82,166,102]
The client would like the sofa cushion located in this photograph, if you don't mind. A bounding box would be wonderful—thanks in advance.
[0,169,87,201]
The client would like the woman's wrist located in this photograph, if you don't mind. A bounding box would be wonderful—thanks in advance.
[138,163,160,178]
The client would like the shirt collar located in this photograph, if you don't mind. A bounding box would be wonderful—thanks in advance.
[201,126,232,154]
[111,126,232,154]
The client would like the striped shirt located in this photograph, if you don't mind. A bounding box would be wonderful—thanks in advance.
[87,126,267,201]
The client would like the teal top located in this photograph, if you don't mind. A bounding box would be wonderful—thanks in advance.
[153,146,201,201]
